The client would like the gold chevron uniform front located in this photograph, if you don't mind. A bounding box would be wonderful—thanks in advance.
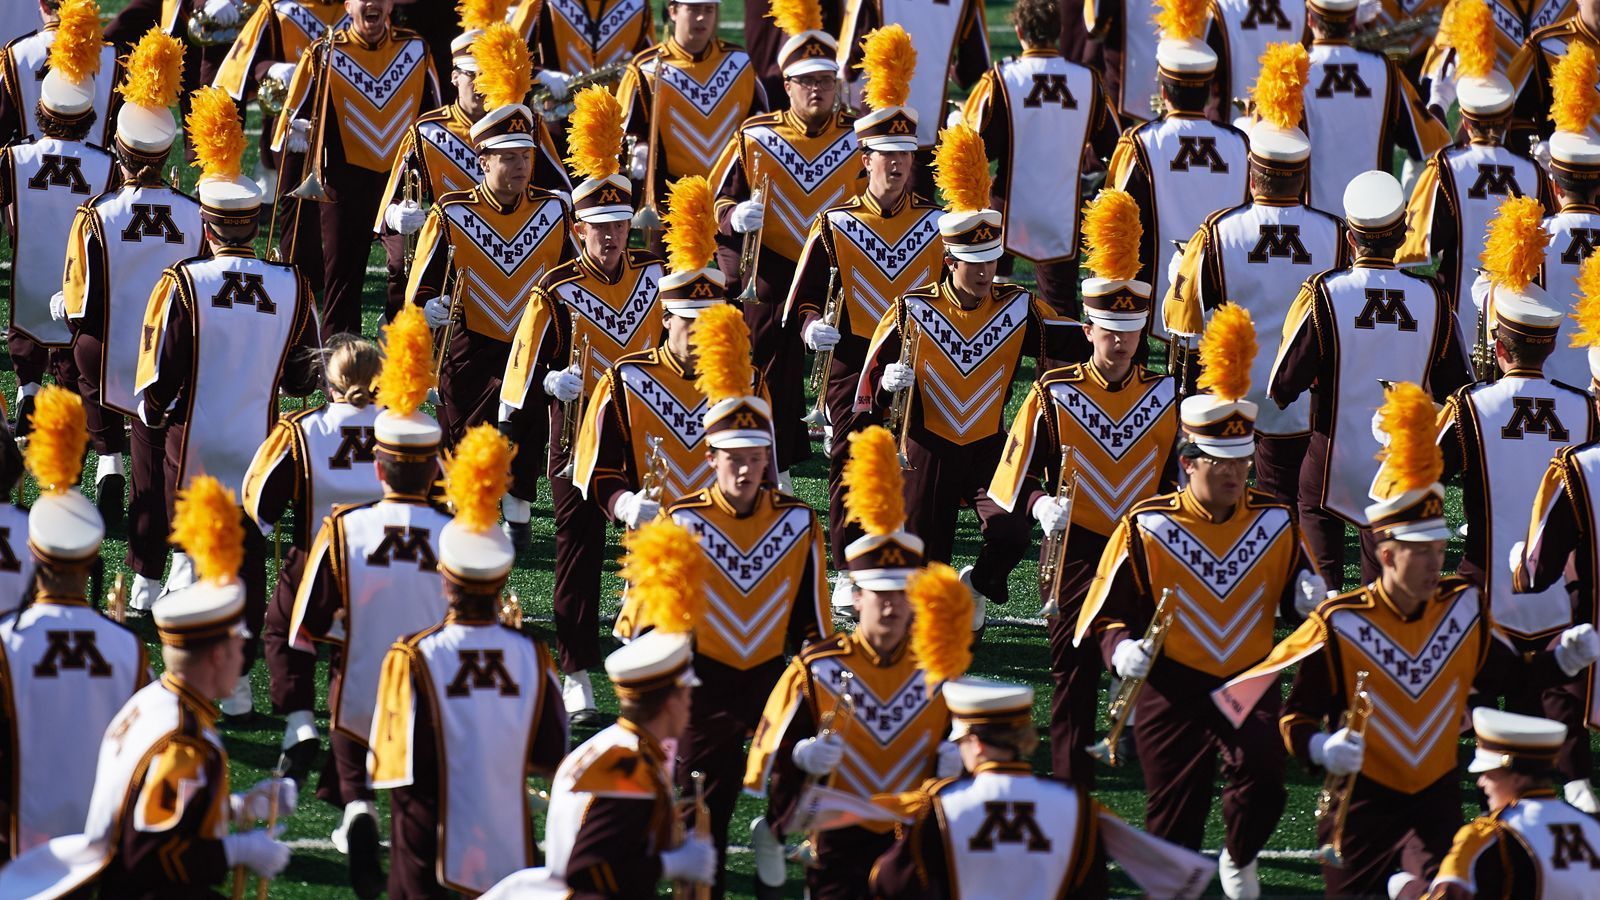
[378,105,483,219]
[711,110,864,262]
[792,193,944,340]
[616,487,828,669]
[213,1,351,98]
[989,364,1180,536]
[541,0,654,74]
[745,633,950,808]
[1083,490,1306,678]
[272,28,434,173]
[618,38,763,180]
[405,186,570,343]
[861,282,1047,444]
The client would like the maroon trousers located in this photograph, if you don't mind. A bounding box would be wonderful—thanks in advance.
[315,669,376,808]
[1254,432,1308,511]
[126,418,170,579]
[69,333,127,455]
[552,469,607,674]
[808,825,894,900]
[902,431,1032,606]
[1320,773,1460,898]
[263,546,316,715]
[6,333,68,389]
[824,343,879,565]
[1299,435,1380,591]
[437,328,510,448]
[281,164,403,340]
[1046,528,1112,789]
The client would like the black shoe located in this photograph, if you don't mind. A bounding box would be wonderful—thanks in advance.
[754,881,786,900]
[12,394,33,439]
[278,738,320,788]
[95,474,125,528]
[505,519,532,553]
[569,707,602,729]
[347,810,385,899]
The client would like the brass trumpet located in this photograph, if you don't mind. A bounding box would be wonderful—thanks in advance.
[231,766,289,900]
[793,670,857,868]
[736,171,770,304]
[1472,270,1495,382]
[631,65,665,234]
[1036,446,1078,618]
[556,335,592,478]
[402,168,425,273]
[1315,670,1373,867]
[801,267,841,428]
[1086,588,1174,766]
[433,244,460,383]
[257,74,289,117]
[188,2,254,46]
[288,26,336,204]
[1352,9,1441,58]
[530,61,628,122]
[105,572,127,624]
[641,434,667,505]
[500,589,523,628]
[885,322,921,470]
[673,771,712,899]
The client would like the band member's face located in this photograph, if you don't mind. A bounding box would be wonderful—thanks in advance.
[1380,539,1446,600]
[785,74,838,121]
[708,446,767,503]
[1584,0,1600,26]
[452,69,485,118]
[212,633,246,701]
[577,219,629,269]
[1085,322,1138,372]
[862,149,911,199]
[345,0,393,39]
[668,2,718,52]
[665,312,695,357]
[947,257,997,298]
[1476,769,1532,813]
[1182,454,1249,508]
[855,587,911,649]
[480,146,533,195]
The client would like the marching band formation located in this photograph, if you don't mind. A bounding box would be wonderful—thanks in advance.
[0,0,1594,896]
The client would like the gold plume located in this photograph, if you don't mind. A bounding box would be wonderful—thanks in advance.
[443,424,513,532]
[619,519,709,635]
[1480,195,1549,293]
[49,0,103,85]
[909,563,973,685]
[1154,0,1208,41]
[473,23,532,111]
[932,124,991,214]
[1440,0,1494,80]
[118,29,185,109]
[457,0,510,31]
[857,25,915,111]
[1080,189,1142,282]
[565,86,624,181]
[663,175,718,274]
[1569,253,1600,348]
[24,386,86,494]
[170,475,245,584]
[1196,303,1256,403]
[842,426,905,537]
[376,304,436,417]
[1374,382,1443,494]
[691,304,753,404]
[1550,42,1599,134]
[1251,43,1308,130]
[186,87,246,181]
[767,0,823,36]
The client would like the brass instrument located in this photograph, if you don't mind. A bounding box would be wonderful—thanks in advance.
[556,335,592,478]
[1036,446,1078,618]
[257,74,289,117]
[188,2,254,46]
[631,63,666,234]
[1472,271,1495,382]
[500,589,523,628]
[402,168,425,272]
[231,767,289,900]
[793,670,857,868]
[105,572,126,625]
[1172,336,1192,399]
[736,171,771,304]
[288,26,335,204]
[1086,589,1174,766]
[433,244,460,382]
[673,771,713,899]
[641,434,667,504]
[885,322,921,470]
[1315,670,1373,867]
[531,62,628,122]
[801,267,841,428]
[1352,10,1442,58]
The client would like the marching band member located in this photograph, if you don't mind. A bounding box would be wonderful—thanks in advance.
[1301,0,1447,213]
[1108,0,1249,357]
[369,424,569,898]
[572,176,771,529]
[0,389,144,859]
[282,309,448,898]
[1401,0,1553,316]
[1166,47,1349,504]
[526,0,655,80]
[1075,305,1317,900]
[0,0,113,437]
[0,0,121,148]
[859,124,1068,631]
[1509,0,1600,139]
[712,0,862,476]
[1216,382,1600,899]
[0,425,31,618]
[1534,45,1600,390]
[991,188,1179,788]
[0,477,297,899]
[405,23,574,445]
[1427,709,1600,899]
[1270,171,1471,587]
[1427,0,1572,134]
[745,427,956,897]
[1083,0,1164,125]
[615,303,828,896]
[272,0,440,338]
[1207,0,1305,125]
[961,0,1121,319]
[616,0,767,220]
[500,85,663,721]
[61,29,198,612]
[137,88,319,717]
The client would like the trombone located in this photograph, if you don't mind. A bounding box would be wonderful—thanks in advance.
[402,168,425,273]
[1036,446,1078,618]
[736,171,770,303]
[793,670,857,868]
[631,64,665,235]
[1315,670,1373,867]
[556,335,591,478]
[801,267,841,428]
[884,322,921,470]
[288,26,334,204]
[105,572,126,624]
[499,589,523,628]
[1086,588,1174,766]
[673,771,712,900]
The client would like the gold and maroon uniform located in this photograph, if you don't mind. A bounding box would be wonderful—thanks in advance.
[212,1,349,108]
[529,0,654,76]
[1511,15,1600,138]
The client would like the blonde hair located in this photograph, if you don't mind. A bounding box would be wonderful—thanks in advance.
[323,335,381,408]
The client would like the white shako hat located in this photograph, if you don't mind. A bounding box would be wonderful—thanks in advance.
[1080,189,1150,332]
[115,30,186,156]
[159,474,252,647]
[1342,170,1405,232]
[470,103,539,151]
[567,86,634,223]
[438,425,518,585]
[934,125,1004,263]
[374,305,445,453]
[1459,72,1514,118]
[452,30,485,72]
[1366,484,1450,542]
[23,386,103,563]
[945,677,1035,738]
[1180,395,1259,457]
[1468,708,1567,773]
[840,426,925,591]
[1365,382,1450,542]
[692,305,774,449]
[453,0,511,72]
[1552,131,1600,175]
[772,0,837,76]
[153,581,248,646]
[1179,303,1259,459]
[1250,122,1310,165]
[29,492,103,563]
[1082,280,1152,331]
[1307,0,1359,16]
[467,24,538,151]
[606,630,701,696]
[572,175,634,223]
[853,25,919,152]
[1156,39,1217,81]
[1491,286,1562,345]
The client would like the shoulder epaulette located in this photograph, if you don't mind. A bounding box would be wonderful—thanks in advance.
[666,488,716,512]
[741,111,785,130]
[625,248,661,267]
[1243,488,1295,512]
[613,347,661,368]
[1037,363,1088,387]
[437,188,478,207]
[415,105,454,125]
[770,489,816,510]
[1127,492,1183,517]
[797,632,850,664]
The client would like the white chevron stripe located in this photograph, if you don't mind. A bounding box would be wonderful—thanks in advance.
[703,582,793,660]
[1173,585,1267,663]
[443,200,565,278]
[667,104,746,170]
[1074,448,1158,521]
[828,209,944,281]
[343,103,412,161]
[765,185,851,250]
[838,733,934,794]
[848,278,896,326]
[918,365,1007,434]
[1367,683,1461,770]
[459,268,540,336]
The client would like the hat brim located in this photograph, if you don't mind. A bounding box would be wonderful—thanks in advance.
[1186,436,1255,459]
[1085,313,1148,332]
[577,207,634,224]
[860,137,919,153]
[850,569,915,591]
[946,245,1005,263]
[1380,522,1453,543]
[706,432,773,449]
[479,136,539,152]
[784,59,839,77]
[1467,748,1507,773]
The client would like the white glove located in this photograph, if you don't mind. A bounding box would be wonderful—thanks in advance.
[543,367,582,402]
[629,142,649,180]
[232,778,298,827]
[286,118,312,154]
[731,199,765,234]
[1165,247,1184,291]
[613,490,660,529]
[1357,0,1381,24]
[660,835,717,885]
[934,741,963,778]
[882,362,914,393]
[222,831,291,878]
[944,109,963,129]
[384,201,427,235]
[203,0,241,26]
[792,734,845,775]
[424,296,451,329]
[1470,271,1492,315]
[1556,623,1600,676]
[49,291,66,321]
[1427,72,1457,118]
[1295,569,1328,618]
[1031,495,1070,535]
[1311,727,1365,776]
[802,319,840,352]
[266,62,297,85]
[535,69,573,100]
[1387,872,1421,900]
[1532,139,1553,170]
[1111,637,1154,681]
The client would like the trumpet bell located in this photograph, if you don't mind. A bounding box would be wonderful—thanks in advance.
[288,173,330,202]
[632,205,662,231]
[737,281,759,303]
[1316,845,1344,867]
[1084,738,1120,766]
[801,407,827,427]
